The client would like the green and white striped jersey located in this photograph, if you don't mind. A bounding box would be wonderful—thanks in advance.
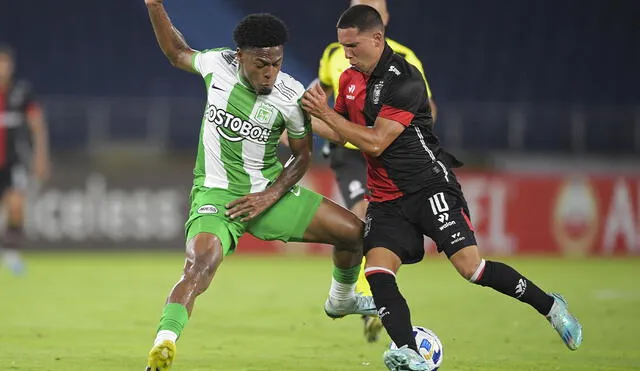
[191,48,310,195]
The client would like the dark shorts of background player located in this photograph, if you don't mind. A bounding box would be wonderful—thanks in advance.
[329,145,368,210]
[0,163,29,196]
[363,171,477,264]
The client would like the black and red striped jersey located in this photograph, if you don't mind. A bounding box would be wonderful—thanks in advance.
[0,81,39,168]
[335,43,458,202]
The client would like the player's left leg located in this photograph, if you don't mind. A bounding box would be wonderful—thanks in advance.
[247,185,376,318]
[426,185,583,351]
[146,187,246,371]
[449,244,582,350]
[301,196,378,318]
[349,199,369,294]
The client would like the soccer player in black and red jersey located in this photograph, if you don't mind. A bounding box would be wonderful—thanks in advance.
[0,44,50,275]
[302,5,582,370]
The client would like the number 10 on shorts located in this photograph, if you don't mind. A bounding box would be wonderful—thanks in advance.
[428,192,449,215]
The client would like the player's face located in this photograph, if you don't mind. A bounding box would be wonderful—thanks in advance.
[338,27,384,74]
[0,53,14,84]
[237,46,284,95]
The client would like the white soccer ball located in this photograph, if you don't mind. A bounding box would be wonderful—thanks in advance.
[389,326,443,370]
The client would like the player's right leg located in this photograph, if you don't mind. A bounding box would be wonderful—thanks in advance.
[362,201,428,370]
[0,164,28,276]
[146,188,244,371]
[367,248,426,371]
[0,167,10,271]
[146,231,226,371]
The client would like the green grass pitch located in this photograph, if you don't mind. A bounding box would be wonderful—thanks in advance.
[1,252,639,370]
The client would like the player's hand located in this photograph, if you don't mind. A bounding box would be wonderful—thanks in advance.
[145,0,163,5]
[301,83,330,119]
[225,190,280,222]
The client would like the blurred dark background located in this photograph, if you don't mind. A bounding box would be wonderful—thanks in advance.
[2,0,639,156]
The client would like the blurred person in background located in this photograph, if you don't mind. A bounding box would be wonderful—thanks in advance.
[0,44,50,275]
[303,5,583,370]
[313,0,436,343]
[143,1,378,369]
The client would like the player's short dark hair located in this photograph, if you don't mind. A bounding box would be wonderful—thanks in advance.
[233,14,289,49]
[0,43,15,60]
[336,4,384,32]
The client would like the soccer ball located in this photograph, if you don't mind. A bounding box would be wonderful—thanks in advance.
[389,326,443,370]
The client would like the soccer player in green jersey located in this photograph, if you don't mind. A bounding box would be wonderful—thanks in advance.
[144,1,377,370]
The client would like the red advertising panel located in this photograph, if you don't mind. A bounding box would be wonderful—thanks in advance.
[455,172,639,256]
[236,169,640,257]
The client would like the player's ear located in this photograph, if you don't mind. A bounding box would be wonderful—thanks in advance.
[373,30,384,46]
[236,48,244,64]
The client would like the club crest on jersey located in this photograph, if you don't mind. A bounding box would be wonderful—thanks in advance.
[253,103,275,124]
[204,104,272,144]
[372,81,384,104]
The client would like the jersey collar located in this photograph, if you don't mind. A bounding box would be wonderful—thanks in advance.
[236,69,255,92]
[371,43,394,78]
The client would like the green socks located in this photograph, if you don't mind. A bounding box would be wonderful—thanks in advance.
[157,303,189,339]
[333,264,361,284]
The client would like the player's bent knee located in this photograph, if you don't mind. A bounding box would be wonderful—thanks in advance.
[449,245,483,281]
[460,265,478,281]
[327,208,364,252]
[454,258,482,281]
[189,233,224,273]
[346,217,365,242]
[333,241,362,254]
[463,258,486,282]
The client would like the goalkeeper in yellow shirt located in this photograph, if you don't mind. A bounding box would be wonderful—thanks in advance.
[314,0,437,342]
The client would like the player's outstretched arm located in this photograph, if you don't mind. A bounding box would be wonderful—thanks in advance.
[145,0,196,73]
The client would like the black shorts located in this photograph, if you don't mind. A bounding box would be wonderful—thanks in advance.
[0,163,29,195]
[363,173,477,264]
[330,146,368,209]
